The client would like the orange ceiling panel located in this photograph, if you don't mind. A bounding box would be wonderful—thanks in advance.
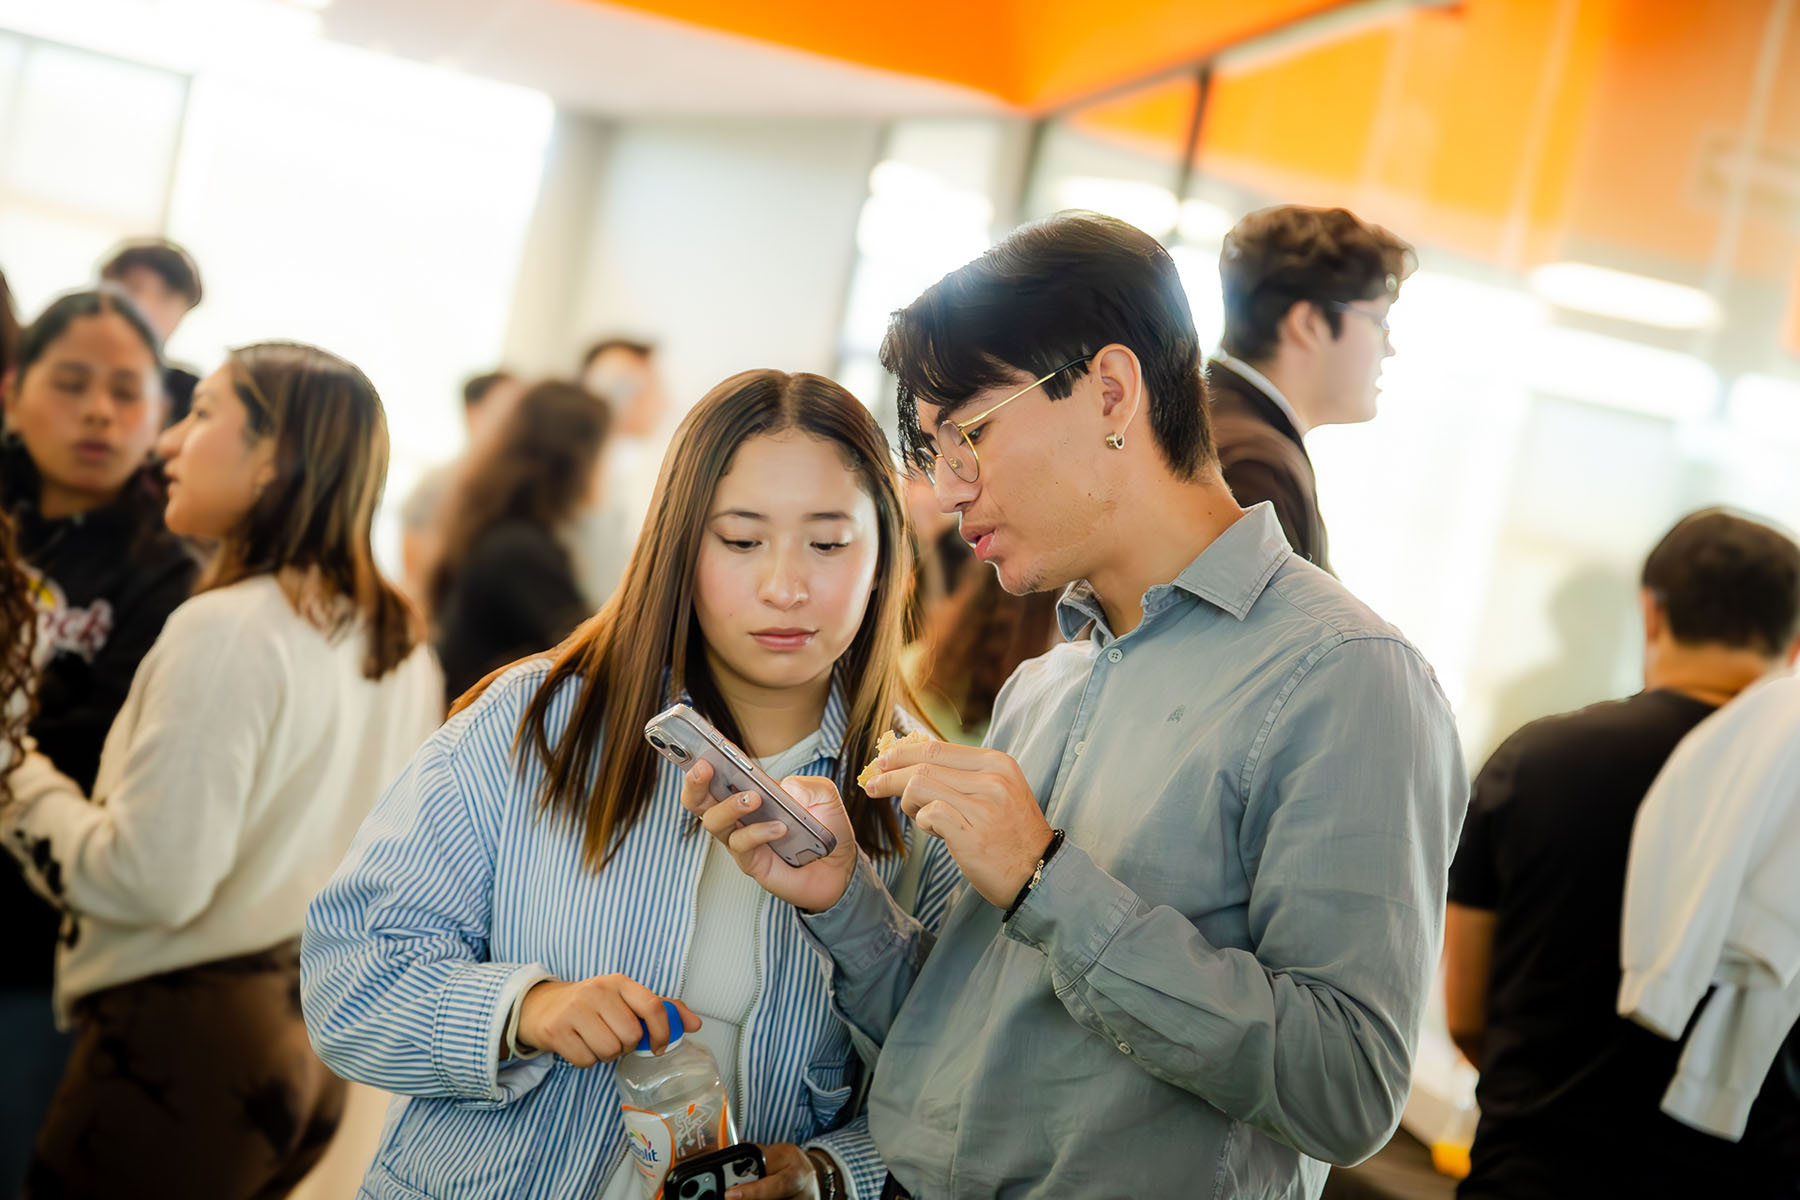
[590,0,1340,108]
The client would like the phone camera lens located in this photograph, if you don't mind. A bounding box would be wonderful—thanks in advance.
[679,1181,701,1198]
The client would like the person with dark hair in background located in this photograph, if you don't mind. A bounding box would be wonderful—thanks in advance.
[687,212,1464,1199]
[3,340,442,1198]
[572,336,669,605]
[0,288,198,1193]
[1445,509,1800,1198]
[428,379,609,701]
[1208,205,1415,573]
[98,238,205,425]
[398,369,524,606]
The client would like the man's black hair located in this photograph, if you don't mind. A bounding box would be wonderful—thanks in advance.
[881,211,1209,481]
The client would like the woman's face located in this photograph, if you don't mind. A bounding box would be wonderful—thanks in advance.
[156,364,275,541]
[693,431,882,701]
[3,312,162,518]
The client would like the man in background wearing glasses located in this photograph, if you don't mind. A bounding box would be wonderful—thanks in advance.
[686,211,1464,1199]
[1208,205,1415,574]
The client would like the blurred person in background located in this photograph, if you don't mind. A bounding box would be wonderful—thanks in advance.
[302,369,959,1200]
[98,238,205,426]
[1208,205,1415,573]
[428,379,609,702]
[1445,509,1800,1198]
[903,567,1059,746]
[398,368,524,606]
[1,341,442,1198]
[0,288,198,1193]
[902,474,973,642]
[570,336,669,606]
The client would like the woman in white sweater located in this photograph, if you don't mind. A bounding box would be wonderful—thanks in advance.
[1,341,442,1198]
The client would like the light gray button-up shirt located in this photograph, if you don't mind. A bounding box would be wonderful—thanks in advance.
[802,503,1467,1199]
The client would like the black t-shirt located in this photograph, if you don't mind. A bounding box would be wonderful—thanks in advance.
[1450,689,1799,1197]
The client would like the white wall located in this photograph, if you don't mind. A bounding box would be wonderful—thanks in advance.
[526,117,884,412]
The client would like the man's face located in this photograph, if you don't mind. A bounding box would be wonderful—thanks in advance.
[583,347,665,439]
[1316,294,1395,426]
[917,368,1115,597]
[113,267,191,344]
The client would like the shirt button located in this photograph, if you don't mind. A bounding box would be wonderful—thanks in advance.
[1117,1041,1133,1055]
[1106,647,1123,663]
[1073,740,1086,757]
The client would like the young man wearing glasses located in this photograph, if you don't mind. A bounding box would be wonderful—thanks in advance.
[1208,205,1415,574]
[686,211,1464,1200]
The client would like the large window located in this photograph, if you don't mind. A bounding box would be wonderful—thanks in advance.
[0,7,554,570]
[0,33,187,315]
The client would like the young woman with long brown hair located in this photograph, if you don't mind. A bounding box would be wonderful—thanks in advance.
[428,378,610,701]
[303,370,959,1200]
[2,341,442,1198]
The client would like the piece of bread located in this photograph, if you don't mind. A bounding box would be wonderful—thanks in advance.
[858,728,930,788]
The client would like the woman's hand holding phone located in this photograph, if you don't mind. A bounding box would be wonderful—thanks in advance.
[680,760,858,914]
[515,973,701,1067]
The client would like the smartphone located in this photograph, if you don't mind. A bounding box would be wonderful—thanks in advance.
[645,703,838,868]
[662,1142,766,1199]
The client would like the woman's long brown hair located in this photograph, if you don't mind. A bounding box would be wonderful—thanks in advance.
[455,370,915,869]
[1,508,36,803]
[426,380,609,617]
[199,341,421,679]
[921,567,1060,734]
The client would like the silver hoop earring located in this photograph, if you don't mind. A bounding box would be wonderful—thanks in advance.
[1106,432,1126,450]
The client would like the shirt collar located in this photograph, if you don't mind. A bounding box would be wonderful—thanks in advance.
[1212,352,1307,438]
[1055,503,1294,641]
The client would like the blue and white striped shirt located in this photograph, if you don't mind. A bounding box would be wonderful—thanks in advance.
[301,659,960,1199]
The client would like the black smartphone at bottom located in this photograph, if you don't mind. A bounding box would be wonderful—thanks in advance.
[662,1142,766,1199]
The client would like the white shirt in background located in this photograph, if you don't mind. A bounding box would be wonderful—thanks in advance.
[3,574,444,1022]
[1619,669,1800,1139]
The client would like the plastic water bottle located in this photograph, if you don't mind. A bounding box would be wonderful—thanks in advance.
[615,1000,736,1198]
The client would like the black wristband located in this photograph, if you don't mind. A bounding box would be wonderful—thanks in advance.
[1003,828,1065,922]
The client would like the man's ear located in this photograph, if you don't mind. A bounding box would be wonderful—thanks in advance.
[1639,588,1664,643]
[1090,344,1144,437]
[1278,299,1330,353]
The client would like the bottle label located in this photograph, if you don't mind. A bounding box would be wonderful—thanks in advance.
[620,1105,674,1189]
[620,1099,732,1199]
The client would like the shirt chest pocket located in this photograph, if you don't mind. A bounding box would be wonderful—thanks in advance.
[800,1057,856,1131]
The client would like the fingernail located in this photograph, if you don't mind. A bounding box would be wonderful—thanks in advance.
[771,822,787,836]
[739,794,756,809]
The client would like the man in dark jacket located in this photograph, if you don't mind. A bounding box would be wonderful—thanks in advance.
[1207,205,1414,574]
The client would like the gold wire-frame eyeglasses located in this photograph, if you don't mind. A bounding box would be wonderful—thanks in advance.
[928,356,1089,484]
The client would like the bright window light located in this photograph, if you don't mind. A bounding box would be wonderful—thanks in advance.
[1727,373,1800,447]
[1178,198,1234,243]
[1528,262,1721,331]
[1521,326,1720,421]
[1052,176,1178,235]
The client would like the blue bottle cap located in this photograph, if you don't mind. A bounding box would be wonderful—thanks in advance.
[634,999,685,1055]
